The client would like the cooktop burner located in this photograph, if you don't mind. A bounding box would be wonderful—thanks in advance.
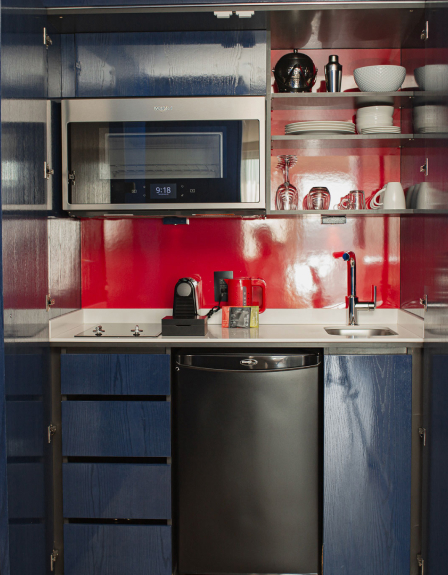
[75,323,162,338]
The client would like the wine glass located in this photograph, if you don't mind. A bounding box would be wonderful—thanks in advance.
[275,155,298,210]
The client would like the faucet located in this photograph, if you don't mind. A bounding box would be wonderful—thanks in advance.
[340,251,377,325]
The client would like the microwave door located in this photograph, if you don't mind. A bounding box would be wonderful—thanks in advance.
[66,118,261,209]
[62,97,265,213]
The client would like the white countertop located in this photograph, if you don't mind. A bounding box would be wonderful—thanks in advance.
[49,308,424,345]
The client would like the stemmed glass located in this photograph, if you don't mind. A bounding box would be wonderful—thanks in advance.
[275,155,298,210]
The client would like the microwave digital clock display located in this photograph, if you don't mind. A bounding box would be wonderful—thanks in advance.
[150,184,177,199]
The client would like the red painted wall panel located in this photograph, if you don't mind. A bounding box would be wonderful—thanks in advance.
[81,217,400,309]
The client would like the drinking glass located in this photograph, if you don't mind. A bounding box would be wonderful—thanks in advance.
[348,190,366,210]
[306,187,331,210]
[275,155,298,210]
[333,194,350,210]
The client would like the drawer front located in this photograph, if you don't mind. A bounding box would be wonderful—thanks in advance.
[62,401,170,457]
[6,401,43,457]
[61,354,170,395]
[64,524,171,575]
[63,463,171,519]
[10,525,46,575]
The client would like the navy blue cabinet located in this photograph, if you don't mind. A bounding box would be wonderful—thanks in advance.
[323,354,412,575]
[64,524,172,575]
[63,463,171,519]
[62,400,171,456]
[61,353,172,573]
[45,0,287,5]
[59,31,266,98]
[61,353,170,395]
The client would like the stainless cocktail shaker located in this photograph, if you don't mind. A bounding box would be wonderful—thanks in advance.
[324,55,342,92]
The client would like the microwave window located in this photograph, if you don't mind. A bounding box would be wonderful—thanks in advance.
[68,120,259,205]
[106,133,223,180]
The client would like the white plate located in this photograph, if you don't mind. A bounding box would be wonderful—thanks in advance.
[417,126,448,133]
[286,123,355,129]
[361,127,401,131]
[286,126,356,132]
[286,126,356,131]
[286,129,357,135]
[361,128,401,134]
[285,121,355,128]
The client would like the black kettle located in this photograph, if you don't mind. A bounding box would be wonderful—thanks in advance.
[274,50,317,93]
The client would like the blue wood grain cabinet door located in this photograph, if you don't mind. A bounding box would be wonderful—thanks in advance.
[61,354,170,395]
[62,401,170,457]
[63,463,171,519]
[323,354,412,575]
[64,524,171,575]
[60,30,266,98]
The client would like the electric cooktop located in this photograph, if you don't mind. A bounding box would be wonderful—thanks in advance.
[75,323,162,338]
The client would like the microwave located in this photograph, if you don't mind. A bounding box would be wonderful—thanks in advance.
[61,97,266,216]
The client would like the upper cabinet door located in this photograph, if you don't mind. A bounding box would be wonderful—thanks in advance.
[44,0,273,5]
[59,31,266,98]
[323,354,412,575]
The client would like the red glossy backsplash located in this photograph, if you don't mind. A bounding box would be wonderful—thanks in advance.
[81,217,400,309]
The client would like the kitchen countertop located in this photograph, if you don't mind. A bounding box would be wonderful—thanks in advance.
[49,308,424,347]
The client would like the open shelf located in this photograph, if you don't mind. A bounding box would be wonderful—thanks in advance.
[267,209,448,216]
[271,134,414,150]
[271,92,416,110]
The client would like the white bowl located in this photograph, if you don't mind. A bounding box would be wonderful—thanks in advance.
[356,114,393,123]
[357,105,394,116]
[414,65,448,92]
[354,65,406,92]
[413,105,448,131]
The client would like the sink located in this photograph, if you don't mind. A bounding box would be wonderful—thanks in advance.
[325,327,398,337]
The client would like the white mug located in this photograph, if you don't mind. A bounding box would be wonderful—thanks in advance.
[370,182,406,210]
[415,182,446,210]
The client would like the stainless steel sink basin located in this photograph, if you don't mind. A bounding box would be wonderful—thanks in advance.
[325,327,398,337]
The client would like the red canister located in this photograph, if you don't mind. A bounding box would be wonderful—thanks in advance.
[224,278,267,313]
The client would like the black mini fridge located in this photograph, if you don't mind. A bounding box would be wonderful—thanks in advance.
[174,353,322,575]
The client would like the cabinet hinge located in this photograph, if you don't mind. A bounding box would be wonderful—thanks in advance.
[420,294,428,311]
[44,161,54,180]
[44,28,53,48]
[47,424,57,444]
[46,293,55,312]
[417,554,425,575]
[419,427,427,446]
[68,171,76,186]
[50,549,58,571]
[421,21,429,40]
[420,158,428,176]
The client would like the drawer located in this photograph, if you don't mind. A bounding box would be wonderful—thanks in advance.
[63,463,171,519]
[62,401,170,457]
[64,524,171,575]
[10,525,46,575]
[6,401,43,457]
[61,354,170,395]
[8,463,45,519]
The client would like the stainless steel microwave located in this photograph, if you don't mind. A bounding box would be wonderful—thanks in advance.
[61,97,266,216]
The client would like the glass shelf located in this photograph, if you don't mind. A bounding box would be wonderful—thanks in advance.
[271,134,415,150]
[266,209,448,216]
[270,92,416,110]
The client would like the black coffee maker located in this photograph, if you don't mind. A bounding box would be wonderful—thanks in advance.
[162,278,208,336]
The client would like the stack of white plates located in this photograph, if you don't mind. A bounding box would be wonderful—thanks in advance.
[285,121,355,135]
[356,105,400,134]
[361,126,401,134]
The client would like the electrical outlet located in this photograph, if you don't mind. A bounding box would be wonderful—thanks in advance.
[214,271,233,302]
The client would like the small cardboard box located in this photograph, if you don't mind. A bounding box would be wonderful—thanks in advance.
[222,306,259,328]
